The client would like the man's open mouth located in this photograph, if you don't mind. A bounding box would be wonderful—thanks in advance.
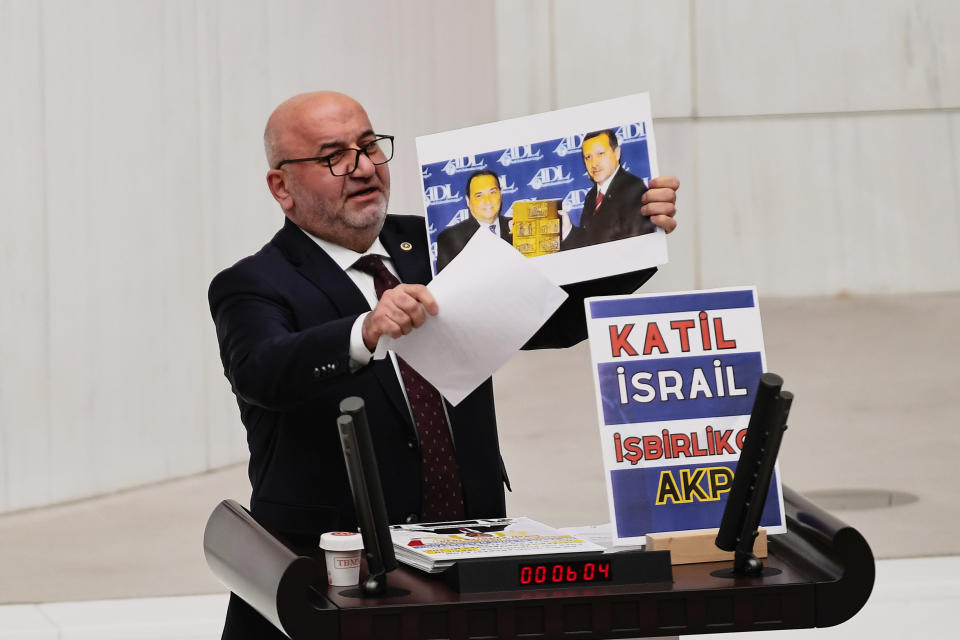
[348,187,379,199]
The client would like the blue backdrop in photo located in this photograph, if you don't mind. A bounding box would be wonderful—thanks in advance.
[420,123,651,270]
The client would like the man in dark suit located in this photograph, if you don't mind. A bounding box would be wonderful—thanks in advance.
[562,129,657,250]
[209,91,679,639]
[434,169,512,272]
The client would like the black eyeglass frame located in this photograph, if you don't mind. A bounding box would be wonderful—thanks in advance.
[274,134,395,175]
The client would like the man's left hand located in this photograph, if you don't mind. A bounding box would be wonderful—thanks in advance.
[641,176,680,233]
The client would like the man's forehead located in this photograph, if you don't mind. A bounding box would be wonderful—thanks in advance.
[583,134,612,151]
[295,107,371,143]
[273,93,374,151]
[470,174,500,192]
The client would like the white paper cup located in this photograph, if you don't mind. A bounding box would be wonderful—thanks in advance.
[320,532,364,586]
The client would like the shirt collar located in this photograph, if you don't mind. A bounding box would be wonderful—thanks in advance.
[474,215,500,235]
[298,226,391,272]
[598,166,620,195]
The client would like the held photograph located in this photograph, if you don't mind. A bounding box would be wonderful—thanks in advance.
[417,93,668,285]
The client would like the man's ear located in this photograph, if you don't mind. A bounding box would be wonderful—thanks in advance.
[615,146,622,163]
[266,169,294,212]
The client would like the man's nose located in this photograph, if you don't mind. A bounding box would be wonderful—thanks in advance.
[352,150,377,178]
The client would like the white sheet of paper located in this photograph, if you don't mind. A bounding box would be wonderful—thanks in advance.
[377,228,568,405]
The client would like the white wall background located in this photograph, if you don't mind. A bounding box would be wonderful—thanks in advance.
[1,0,957,513]
[497,0,960,296]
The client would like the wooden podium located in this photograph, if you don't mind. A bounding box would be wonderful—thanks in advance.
[203,486,874,639]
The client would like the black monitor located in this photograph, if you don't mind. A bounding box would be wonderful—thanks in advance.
[714,372,792,577]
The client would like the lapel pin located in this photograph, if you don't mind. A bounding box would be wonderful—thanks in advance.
[400,241,413,251]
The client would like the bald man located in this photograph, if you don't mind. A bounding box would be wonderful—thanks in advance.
[209,91,679,639]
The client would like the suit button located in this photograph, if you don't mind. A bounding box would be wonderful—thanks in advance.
[407,440,416,450]
[404,513,418,524]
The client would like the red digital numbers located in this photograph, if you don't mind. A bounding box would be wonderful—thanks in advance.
[583,562,595,580]
[518,561,612,586]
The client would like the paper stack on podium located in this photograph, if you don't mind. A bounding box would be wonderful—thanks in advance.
[390,517,604,573]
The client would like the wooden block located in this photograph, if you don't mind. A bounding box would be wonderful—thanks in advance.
[645,528,767,565]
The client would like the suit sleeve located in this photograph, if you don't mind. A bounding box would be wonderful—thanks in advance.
[209,264,359,412]
[560,223,587,251]
[435,230,455,273]
[523,267,657,349]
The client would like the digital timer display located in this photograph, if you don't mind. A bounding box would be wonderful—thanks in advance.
[518,560,612,586]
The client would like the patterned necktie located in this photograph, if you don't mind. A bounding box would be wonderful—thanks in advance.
[352,254,465,522]
[488,223,497,234]
[593,190,604,214]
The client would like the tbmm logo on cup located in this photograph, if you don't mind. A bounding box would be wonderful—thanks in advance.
[335,557,361,569]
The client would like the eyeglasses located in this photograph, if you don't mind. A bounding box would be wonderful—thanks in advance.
[274,135,394,176]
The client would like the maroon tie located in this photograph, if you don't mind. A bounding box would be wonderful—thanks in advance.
[352,254,465,522]
[593,190,604,214]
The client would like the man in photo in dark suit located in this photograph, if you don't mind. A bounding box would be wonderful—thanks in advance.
[208,91,679,639]
[562,128,671,250]
[434,169,512,272]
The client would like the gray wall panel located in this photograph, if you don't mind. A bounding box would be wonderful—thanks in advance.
[696,0,960,116]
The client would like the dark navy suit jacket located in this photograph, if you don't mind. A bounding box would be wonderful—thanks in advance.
[564,168,655,250]
[435,214,513,273]
[209,215,515,535]
[209,214,655,639]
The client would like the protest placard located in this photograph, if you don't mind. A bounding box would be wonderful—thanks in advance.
[585,287,786,546]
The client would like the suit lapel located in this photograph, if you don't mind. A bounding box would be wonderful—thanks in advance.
[499,217,512,243]
[374,216,434,429]
[585,170,627,226]
[380,216,432,286]
[270,216,431,434]
[271,218,370,317]
[582,184,599,227]
[274,219,414,427]
[604,168,635,205]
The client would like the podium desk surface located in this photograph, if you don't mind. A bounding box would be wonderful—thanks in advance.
[204,486,873,640]
[304,488,871,639]
[314,550,822,640]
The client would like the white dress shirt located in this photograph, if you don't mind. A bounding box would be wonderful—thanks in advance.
[298,228,396,370]
[298,226,455,443]
[597,166,620,196]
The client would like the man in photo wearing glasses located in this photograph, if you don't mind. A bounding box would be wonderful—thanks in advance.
[208,91,679,639]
